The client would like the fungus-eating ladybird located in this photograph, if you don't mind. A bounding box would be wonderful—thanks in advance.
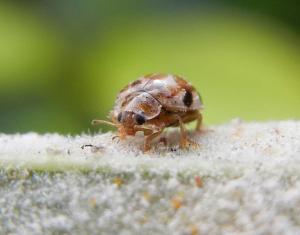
[92,74,204,152]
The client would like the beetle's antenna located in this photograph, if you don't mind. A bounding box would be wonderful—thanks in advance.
[91,119,118,127]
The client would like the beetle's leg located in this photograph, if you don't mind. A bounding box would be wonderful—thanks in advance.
[143,128,164,152]
[195,112,203,132]
[159,137,168,146]
[134,125,154,136]
[112,135,121,143]
[193,112,212,135]
[177,116,199,149]
[178,111,203,132]
[134,125,164,152]
[178,116,188,148]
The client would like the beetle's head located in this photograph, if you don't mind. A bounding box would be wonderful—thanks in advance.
[91,111,146,136]
[116,111,146,135]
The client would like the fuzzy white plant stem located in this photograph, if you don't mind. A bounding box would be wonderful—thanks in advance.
[0,120,300,235]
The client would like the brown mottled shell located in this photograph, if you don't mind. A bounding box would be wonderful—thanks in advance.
[113,74,203,120]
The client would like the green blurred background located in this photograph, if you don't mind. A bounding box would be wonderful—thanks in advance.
[0,0,299,134]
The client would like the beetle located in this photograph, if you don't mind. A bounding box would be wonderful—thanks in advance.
[92,73,203,152]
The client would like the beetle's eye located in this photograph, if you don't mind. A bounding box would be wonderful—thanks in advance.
[135,114,145,125]
[117,112,122,122]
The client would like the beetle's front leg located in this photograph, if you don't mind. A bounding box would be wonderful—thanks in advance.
[177,116,199,149]
[134,125,164,152]
[143,128,164,152]
[134,125,154,136]
[135,125,165,152]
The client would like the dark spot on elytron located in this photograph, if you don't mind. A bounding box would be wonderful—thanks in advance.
[117,112,122,122]
[183,90,193,107]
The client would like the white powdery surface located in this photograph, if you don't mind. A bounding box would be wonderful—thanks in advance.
[0,120,300,235]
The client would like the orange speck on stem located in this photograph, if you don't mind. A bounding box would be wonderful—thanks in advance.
[171,196,183,210]
[142,191,150,201]
[89,197,97,208]
[189,224,200,235]
[195,175,203,188]
[113,177,123,187]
